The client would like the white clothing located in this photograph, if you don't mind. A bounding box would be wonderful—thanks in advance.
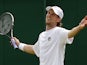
[33,27,74,65]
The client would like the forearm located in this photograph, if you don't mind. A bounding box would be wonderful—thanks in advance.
[13,37,35,55]
[23,44,35,54]
[19,43,35,55]
[68,25,84,38]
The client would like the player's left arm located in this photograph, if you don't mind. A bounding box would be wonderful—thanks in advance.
[68,15,87,38]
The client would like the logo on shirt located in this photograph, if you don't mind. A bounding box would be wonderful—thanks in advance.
[48,37,51,41]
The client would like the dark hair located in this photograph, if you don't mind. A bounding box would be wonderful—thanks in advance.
[57,22,63,27]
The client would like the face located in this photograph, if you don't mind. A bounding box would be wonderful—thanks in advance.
[46,9,60,26]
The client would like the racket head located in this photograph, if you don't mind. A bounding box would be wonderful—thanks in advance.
[0,12,14,35]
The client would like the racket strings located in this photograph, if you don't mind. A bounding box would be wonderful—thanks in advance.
[0,14,13,35]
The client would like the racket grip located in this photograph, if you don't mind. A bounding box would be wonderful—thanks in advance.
[11,38,18,49]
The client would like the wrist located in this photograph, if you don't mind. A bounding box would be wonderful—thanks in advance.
[18,43,26,51]
[78,24,85,30]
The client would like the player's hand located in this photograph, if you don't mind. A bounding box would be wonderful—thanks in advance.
[13,37,20,46]
[79,15,87,28]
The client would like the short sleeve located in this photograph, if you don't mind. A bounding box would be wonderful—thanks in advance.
[65,30,74,44]
[33,41,40,57]
[66,36,74,44]
[59,28,74,45]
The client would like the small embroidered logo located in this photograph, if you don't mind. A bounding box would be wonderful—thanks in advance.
[48,37,51,41]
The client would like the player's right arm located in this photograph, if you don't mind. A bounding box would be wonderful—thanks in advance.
[13,37,35,55]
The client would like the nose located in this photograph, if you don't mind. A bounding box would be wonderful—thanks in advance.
[46,13,51,18]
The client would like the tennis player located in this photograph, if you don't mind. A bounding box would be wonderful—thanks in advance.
[13,6,87,65]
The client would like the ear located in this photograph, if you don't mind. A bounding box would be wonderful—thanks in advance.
[56,17,61,23]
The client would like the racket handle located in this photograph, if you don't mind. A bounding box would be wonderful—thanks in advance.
[11,38,18,49]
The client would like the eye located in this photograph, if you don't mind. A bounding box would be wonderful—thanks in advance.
[48,11,51,14]
[51,13,55,15]
[46,10,56,16]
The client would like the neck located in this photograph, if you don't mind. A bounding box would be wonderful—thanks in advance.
[46,25,57,30]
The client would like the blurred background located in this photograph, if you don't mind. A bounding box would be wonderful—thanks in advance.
[0,0,87,65]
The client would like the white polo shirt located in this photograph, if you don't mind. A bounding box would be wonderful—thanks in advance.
[33,27,74,65]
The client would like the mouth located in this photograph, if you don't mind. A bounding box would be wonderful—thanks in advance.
[47,18,51,20]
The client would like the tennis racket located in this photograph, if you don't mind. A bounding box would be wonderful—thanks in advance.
[0,12,18,49]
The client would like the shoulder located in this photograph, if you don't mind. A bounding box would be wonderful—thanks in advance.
[39,31,45,37]
[55,27,69,32]
[39,27,69,36]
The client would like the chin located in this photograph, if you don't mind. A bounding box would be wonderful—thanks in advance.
[46,22,51,25]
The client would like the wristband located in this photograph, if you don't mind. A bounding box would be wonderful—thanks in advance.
[18,43,26,51]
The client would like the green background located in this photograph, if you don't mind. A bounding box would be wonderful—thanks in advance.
[0,0,87,65]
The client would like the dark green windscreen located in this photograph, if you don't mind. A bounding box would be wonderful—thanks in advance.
[0,0,46,65]
[0,0,87,65]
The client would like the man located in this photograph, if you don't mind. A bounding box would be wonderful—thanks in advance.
[13,6,87,65]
